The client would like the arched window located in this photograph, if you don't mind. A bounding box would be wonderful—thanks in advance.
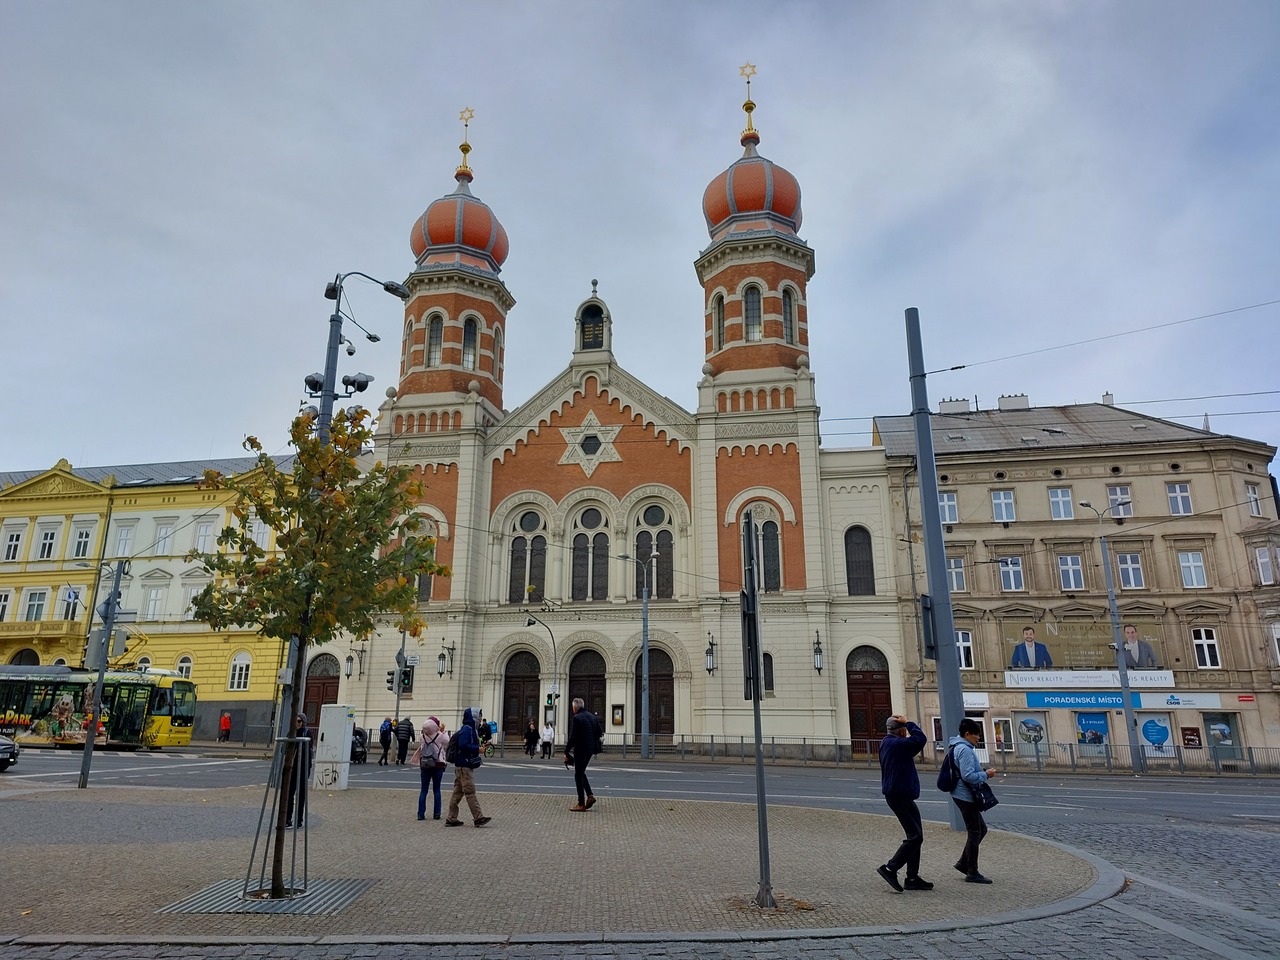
[508,510,547,604]
[137,656,152,671]
[762,652,775,693]
[570,507,609,601]
[744,286,762,342]
[228,652,251,691]
[580,305,604,350]
[633,503,674,599]
[427,315,443,367]
[844,526,875,595]
[494,325,504,380]
[177,655,192,679]
[782,289,795,344]
[462,318,478,370]
[714,295,725,350]
[761,521,781,592]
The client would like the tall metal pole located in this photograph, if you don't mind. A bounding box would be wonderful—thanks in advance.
[79,559,124,788]
[317,274,345,448]
[740,510,774,907]
[393,628,407,726]
[640,562,651,760]
[905,307,966,831]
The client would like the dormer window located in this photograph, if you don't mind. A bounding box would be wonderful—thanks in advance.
[580,305,604,350]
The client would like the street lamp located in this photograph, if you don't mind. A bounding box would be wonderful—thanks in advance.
[705,632,717,675]
[813,630,824,674]
[436,642,455,678]
[1079,499,1145,774]
[619,550,659,759]
[526,615,558,747]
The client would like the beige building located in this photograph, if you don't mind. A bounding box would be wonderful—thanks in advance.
[874,394,1280,758]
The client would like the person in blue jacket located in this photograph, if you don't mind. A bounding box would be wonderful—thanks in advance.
[444,707,491,827]
[876,714,933,892]
[949,717,998,884]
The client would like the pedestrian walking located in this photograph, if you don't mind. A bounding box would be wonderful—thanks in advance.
[563,698,601,812]
[444,707,491,827]
[523,720,539,759]
[949,717,998,884]
[218,711,231,743]
[540,721,554,759]
[284,714,313,829]
[378,716,393,765]
[409,716,447,820]
[394,715,415,765]
[876,714,933,893]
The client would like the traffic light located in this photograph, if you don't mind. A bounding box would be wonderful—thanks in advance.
[399,666,414,692]
[386,669,396,691]
[546,693,554,707]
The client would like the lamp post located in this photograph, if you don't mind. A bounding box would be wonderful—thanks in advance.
[619,550,659,759]
[436,642,455,678]
[1079,499,1145,774]
[705,632,716,675]
[526,615,558,746]
[79,559,126,789]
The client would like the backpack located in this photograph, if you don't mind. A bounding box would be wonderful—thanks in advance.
[420,733,442,769]
[379,719,392,740]
[444,730,462,765]
[936,746,960,792]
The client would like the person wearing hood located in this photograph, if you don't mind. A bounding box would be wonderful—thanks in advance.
[409,716,447,821]
[949,718,998,884]
[444,707,491,827]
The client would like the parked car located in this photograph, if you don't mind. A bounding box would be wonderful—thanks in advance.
[0,734,18,772]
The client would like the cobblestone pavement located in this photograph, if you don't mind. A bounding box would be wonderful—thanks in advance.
[2,773,1277,960]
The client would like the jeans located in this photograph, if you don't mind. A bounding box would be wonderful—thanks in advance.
[418,763,445,819]
[884,793,923,877]
[953,798,988,875]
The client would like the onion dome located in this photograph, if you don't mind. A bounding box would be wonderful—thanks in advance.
[409,109,509,272]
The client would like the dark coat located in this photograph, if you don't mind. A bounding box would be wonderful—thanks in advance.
[878,722,926,798]
[565,708,601,758]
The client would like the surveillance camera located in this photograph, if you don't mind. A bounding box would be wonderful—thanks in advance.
[345,341,356,356]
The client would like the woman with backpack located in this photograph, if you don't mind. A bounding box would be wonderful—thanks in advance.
[409,716,447,821]
[377,716,393,766]
[948,717,999,884]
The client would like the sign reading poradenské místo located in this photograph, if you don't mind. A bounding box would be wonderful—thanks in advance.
[1005,669,1173,689]
[1024,691,1224,709]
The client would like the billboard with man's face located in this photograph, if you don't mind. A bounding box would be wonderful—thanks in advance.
[1005,619,1164,671]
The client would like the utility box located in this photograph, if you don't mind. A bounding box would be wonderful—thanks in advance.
[313,703,355,791]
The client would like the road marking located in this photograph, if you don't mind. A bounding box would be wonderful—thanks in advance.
[1102,899,1270,959]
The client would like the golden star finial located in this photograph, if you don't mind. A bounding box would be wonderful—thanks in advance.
[739,64,758,138]
[739,63,756,79]
[459,107,475,124]
[457,107,475,175]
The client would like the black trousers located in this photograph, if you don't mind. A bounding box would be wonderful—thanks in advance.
[884,793,923,877]
[573,753,593,805]
[953,798,988,875]
[396,738,410,764]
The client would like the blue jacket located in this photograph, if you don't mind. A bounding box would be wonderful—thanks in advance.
[878,722,926,798]
[454,708,482,768]
[947,735,989,803]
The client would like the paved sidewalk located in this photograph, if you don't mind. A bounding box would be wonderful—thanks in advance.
[0,778,1117,946]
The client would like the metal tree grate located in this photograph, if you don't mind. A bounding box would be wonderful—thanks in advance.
[158,877,377,915]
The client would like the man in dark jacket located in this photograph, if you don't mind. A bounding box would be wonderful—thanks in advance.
[876,714,932,892]
[285,714,313,829]
[563,698,600,812]
[394,715,415,766]
[444,707,490,827]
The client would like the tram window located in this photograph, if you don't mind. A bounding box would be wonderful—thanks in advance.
[150,688,171,716]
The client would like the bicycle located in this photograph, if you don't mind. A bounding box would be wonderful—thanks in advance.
[482,741,495,759]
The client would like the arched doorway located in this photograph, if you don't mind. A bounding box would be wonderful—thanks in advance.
[846,645,891,749]
[502,650,541,739]
[302,653,341,726]
[633,647,674,743]
[567,649,606,726]
[8,649,38,666]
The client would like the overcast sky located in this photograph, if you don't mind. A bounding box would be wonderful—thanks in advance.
[4,1,1278,476]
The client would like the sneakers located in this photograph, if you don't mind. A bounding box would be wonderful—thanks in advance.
[904,876,934,891]
[584,796,597,809]
[569,804,588,812]
[417,815,425,821]
[964,873,993,884]
[444,819,463,827]
[876,864,904,893]
[474,816,492,827]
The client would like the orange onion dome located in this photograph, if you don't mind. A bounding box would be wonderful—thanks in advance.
[409,169,509,272]
[702,133,802,243]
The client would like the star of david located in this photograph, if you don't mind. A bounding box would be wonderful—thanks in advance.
[739,63,756,79]
[459,107,475,123]
[558,410,622,478]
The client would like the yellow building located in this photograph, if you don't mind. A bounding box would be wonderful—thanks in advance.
[0,457,288,741]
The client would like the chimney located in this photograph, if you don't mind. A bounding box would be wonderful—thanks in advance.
[997,394,1030,411]
[1102,392,1114,406]
[938,398,972,414]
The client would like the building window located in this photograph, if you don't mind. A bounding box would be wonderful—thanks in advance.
[1107,485,1133,517]
[1256,546,1275,586]
[59,587,81,620]
[177,655,193,679]
[570,508,610,601]
[115,525,135,557]
[634,503,674,599]
[38,529,57,560]
[938,491,959,525]
[1058,554,1084,591]
[761,652,775,693]
[1116,553,1145,589]
[193,522,213,554]
[228,652,252,691]
[1178,550,1208,588]
[955,630,974,670]
[760,520,781,592]
[991,490,1016,523]
[155,524,174,556]
[73,528,92,559]
[144,587,165,620]
[183,585,203,620]
[1245,482,1263,517]
[1192,627,1220,669]
[248,518,269,551]
[24,589,48,621]
[946,556,967,592]
[0,590,10,622]
[1167,482,1193,516]
[137,656,151,671]
[999,557,1025,591]
[782,289,795,344]
[494,326,504,380]
[580,305,604,350]
[462,318,478,370]
[427,316,443,366]
[508,511,547,604]
[843,526,875,596]
[1272,623,1280,665]
[4,531,22,561]
[714,296,725,350]
[1048,487,1074,520]
[417,573,433,602]
[743,286,762,342]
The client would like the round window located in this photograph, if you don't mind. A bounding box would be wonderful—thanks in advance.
[580,508,602,529]
[643,505,666,527]
[519,511,541,533]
